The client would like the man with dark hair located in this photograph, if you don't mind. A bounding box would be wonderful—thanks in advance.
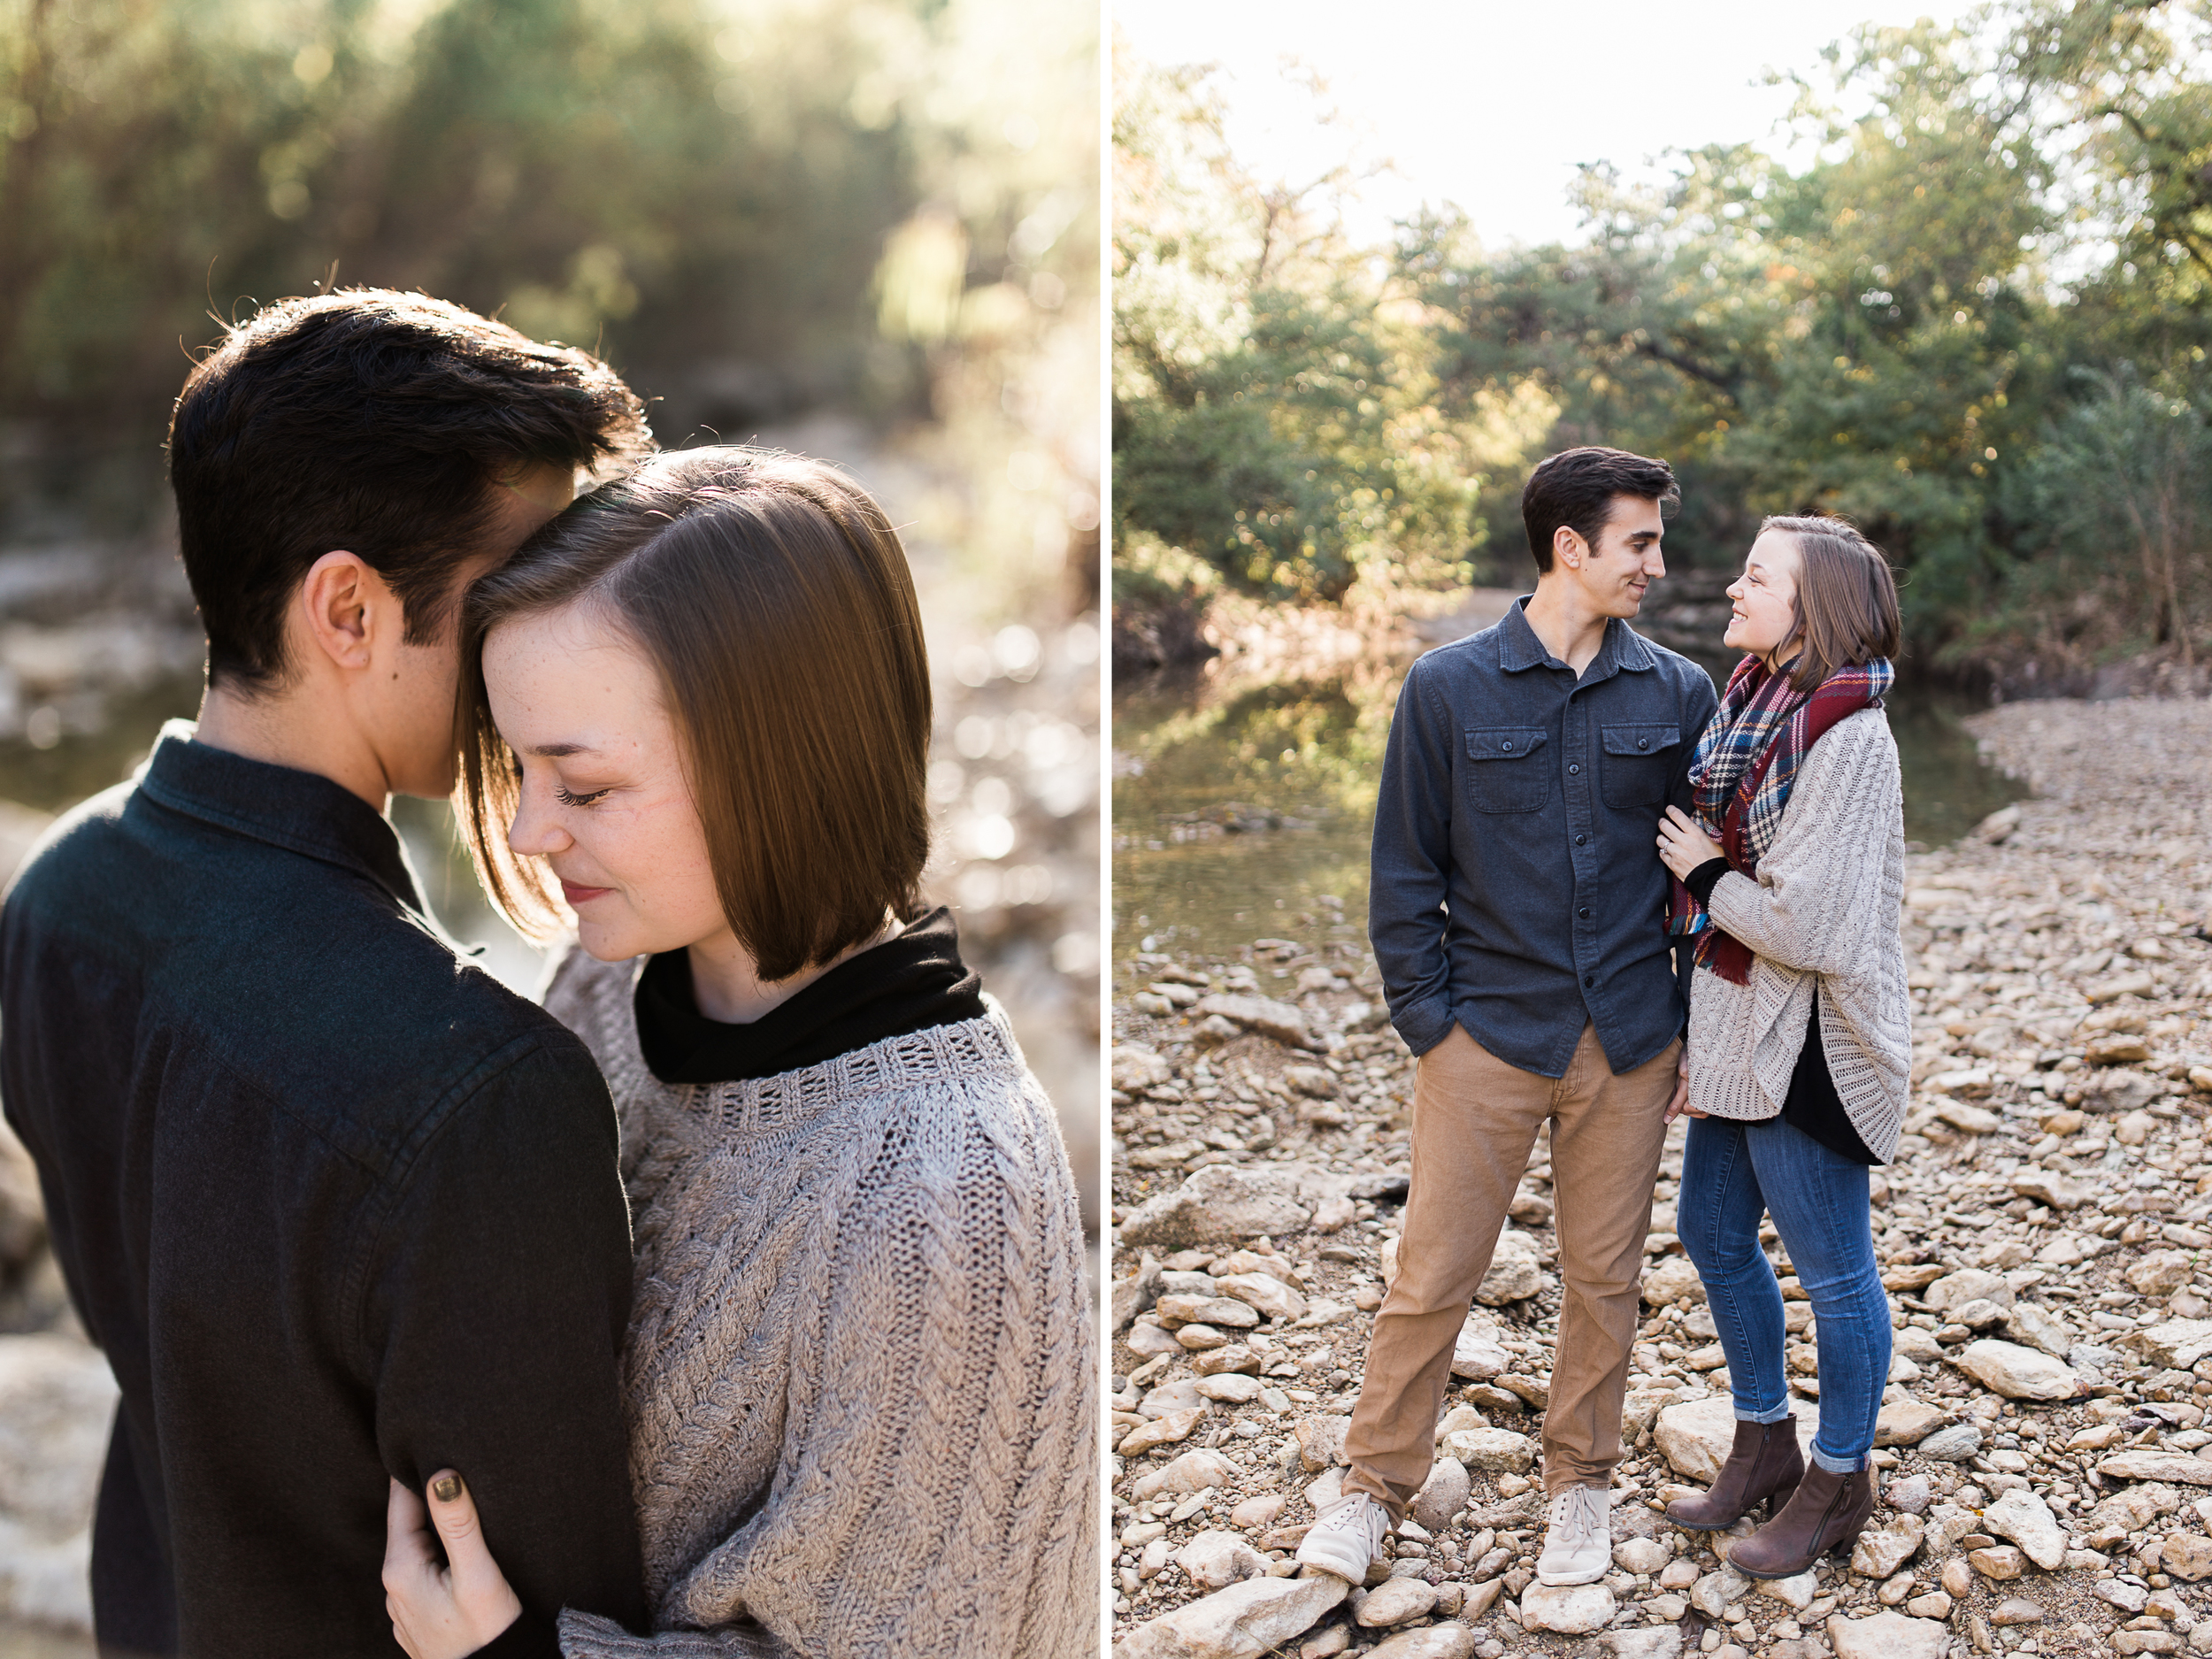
[1299,445,1718,1592]
[0,289,655,1657]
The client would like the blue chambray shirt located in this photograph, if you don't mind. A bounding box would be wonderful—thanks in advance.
[1369,597,1719,1079]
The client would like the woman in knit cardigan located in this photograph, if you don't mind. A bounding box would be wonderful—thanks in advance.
[1652,516,1909,1578]
[380,447,1097,1658]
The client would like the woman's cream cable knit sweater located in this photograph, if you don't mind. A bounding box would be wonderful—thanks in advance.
[540,948,1099,1659]
[1687,707,1912,1162]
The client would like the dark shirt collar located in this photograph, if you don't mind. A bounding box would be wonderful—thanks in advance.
[134,720,423,910]
[1498,595,1656,678]
[634,906,986,1085]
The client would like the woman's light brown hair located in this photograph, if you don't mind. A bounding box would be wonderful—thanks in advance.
[1762,514,1903,691]
[454,446,932,983]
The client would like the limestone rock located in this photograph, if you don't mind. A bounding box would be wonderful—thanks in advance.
[1874,1400,1948,1447]
[1594,1632,1683,1659]
[1474,1230,1545,1305]
[2133,1320,2212,1371]
[1189,994,1313,1050]
[1198,1373,1264,1404]
[2098,1452,2212,1487]
[1355,1578,1437,1627]
[1984,1487,2067,1570]
[1641,1256,1706,1308]
[1824,1613,1950,1659]
[1850,1515,1924,1578]
[1114,1572,1351,1659]
[1449,1315,1509,1380]
[1612,1536,1670,1574]
[1113,1044,1172,1093]
[1297,1417,1351,1471]
[1924,1269,2015,1313]
[1989,1597,2044,1625]
[2002,1301,2075,1360]
[1758,1568,1819,1609]
[1218,1272,1307,1324]
[1440,1428,1532,1473]
[2008,1170,2085,1210]
[1129,1448,1240,1502]
[1123,1408,1208,1457]
[1115,1254,1165,1333]
[2167,1533,2212,1581]
[1915,1424,1982,1461]
[1365,1626,1477,1659]
[1119,1164,1314,1251]
[1952,1339,2080,1401]
[1178,1530,1270,1590]
[1517,1580,1615,1634]
[1654,1395,1818,1483]
[2130,1250,2196,1298]
[1411,1458,1470,1532]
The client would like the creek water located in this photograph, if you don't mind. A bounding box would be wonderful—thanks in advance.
[1111,650,2026,971]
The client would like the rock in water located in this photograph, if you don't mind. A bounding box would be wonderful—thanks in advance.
[1518,1581,1615,1634]
[1952,1340,2079,1401]
[1118,1164,1314,1251]
[1824,1613,1950,1659]
[1654,1396,1819,1483]
[1114,1572,1350,1659]
[1983,1488,2066,1570]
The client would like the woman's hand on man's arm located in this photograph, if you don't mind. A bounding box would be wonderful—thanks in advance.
[384,1472,524,1659]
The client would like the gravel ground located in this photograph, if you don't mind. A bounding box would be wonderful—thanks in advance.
[1109,696,2212,1659]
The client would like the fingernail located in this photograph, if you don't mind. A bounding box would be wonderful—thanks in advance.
[432,1474,462,1503]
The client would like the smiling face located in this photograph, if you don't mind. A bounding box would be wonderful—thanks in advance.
[480,597,731,964]
[1559,493,1667,618]
[1725,529,1804,660]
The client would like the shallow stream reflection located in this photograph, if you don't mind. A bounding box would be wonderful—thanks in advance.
[1111,660,2025,971]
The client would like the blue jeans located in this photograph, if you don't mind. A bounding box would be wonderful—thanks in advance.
[1677,1113,1890,1473]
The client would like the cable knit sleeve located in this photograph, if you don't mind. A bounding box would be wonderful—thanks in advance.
[1703,711,1902,979]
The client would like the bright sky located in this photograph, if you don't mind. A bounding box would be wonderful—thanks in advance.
[1115,0,1981,249]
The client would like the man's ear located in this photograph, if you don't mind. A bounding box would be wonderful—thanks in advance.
[296,551,378,672]
[1553,525,1586,571]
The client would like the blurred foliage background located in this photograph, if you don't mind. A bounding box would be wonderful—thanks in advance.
[1113,0,2212,694]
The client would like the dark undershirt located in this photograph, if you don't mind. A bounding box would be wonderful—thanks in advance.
[1684,857,1877,1165]
[633,906,986,1085]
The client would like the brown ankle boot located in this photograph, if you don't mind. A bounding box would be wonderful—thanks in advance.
[1728,1462,1876,1578]
[1665,1417,1804,1531]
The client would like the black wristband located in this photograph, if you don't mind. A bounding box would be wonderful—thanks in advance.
[1684,856,1731,908]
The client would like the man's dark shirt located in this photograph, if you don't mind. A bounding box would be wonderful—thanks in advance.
[0,726,647,1657]
[1369,599,1719,1078]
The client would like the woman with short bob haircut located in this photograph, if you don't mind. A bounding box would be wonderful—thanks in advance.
[380,446,1097,1659]
[1653,515,1909,1579]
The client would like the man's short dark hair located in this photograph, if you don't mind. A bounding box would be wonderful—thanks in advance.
[1520,446,1679,574]
[168,288,652,691]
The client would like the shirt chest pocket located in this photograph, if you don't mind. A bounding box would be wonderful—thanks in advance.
[1600,723,1681,809]
[1464,727,1548,815]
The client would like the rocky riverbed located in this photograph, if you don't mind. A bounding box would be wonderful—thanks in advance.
[1108,696,2212,1659]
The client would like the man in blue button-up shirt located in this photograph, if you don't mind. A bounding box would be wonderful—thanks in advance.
[1298,448,1719,1592]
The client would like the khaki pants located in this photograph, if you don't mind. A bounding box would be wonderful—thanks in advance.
[1342,1021,1678,1517]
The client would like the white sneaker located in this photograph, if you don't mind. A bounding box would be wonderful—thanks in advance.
[1536,1484,1612,1586]
[1294,1492,1388,1582]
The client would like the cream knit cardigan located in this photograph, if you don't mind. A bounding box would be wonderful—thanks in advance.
[541,949,1099,1659]
[1686,708,1912,1163]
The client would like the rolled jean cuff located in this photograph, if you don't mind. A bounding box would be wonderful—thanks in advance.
[1809,1445,1864,1475]
[1735,1400,1793,1425]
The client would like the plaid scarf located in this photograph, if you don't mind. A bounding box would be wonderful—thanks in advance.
[1667,653,1894,985]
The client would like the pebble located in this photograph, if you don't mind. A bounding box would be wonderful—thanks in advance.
[1354,1578,1436,1626]
[1517,1579,1615,1634]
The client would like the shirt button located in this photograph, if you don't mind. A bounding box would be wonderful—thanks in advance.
[1638,736,1650,750]
[1568,763,1580,776]
[1575,833,1587,846]
[1584,974,1596,987]
[1501,740,1513,752]
[1578,906,1591,919]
